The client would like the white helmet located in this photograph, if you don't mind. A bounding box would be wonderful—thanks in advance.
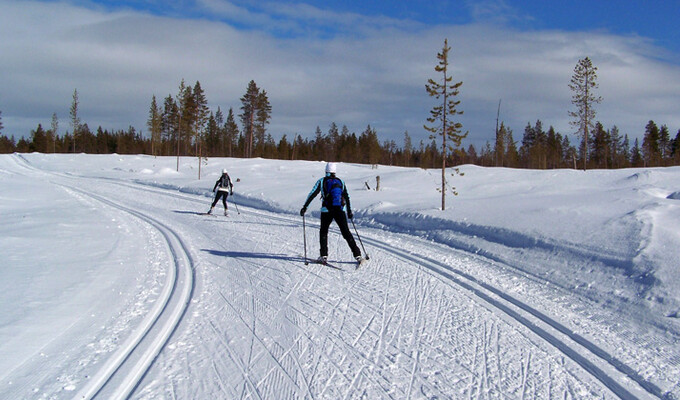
[222,168,228,174]
[325,162,337,174]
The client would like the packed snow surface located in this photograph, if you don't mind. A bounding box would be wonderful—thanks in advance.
[1,153,679,399]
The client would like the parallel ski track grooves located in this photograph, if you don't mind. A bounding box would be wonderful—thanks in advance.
[39,170,662,399]
[68,187,196,400]
[11,154,196,400]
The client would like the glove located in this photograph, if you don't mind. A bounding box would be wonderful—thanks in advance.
[230,190,233,196]
[347,210,353,219]
[300,207,307,216]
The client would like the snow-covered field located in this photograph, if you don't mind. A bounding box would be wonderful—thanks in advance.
[1,152,679,399]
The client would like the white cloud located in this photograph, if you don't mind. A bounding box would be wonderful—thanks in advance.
[1,0,679,149]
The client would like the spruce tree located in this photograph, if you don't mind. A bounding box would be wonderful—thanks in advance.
[424,38,468,210]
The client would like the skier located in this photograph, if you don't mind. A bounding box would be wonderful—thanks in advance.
[300,162,363,265]
[208,169,233,215]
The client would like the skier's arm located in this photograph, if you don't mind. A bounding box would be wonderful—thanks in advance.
[212,179,219,192]
[227,174,234,193]
[342,181,353,218]
[301,178,322,211]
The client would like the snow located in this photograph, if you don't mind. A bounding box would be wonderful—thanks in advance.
[1,152,679,399]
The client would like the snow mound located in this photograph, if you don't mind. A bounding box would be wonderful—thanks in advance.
[365,201,397,211]
[158,167,179,176]
[140,168,154,174]
[625,170,652,181]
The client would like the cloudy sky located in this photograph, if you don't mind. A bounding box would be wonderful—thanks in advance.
[1,0,679,149]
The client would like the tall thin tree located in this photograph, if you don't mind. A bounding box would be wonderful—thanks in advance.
[240,80,259,158]
[424,38,468,210]
[568,57,602,170]
[70,89,80,153]
[147,95,162,157]
[50,112,58,153]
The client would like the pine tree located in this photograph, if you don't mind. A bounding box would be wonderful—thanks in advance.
[147,95,162,157]
[70,89,80,153]
[494,121,506,167]
[50,113,58,153]
[424,38,468,210]
[672,130,680,164]
[255,89,272,157]
[176,79,195,166]
[590,122,610,168]
[224,108,239,157]
[31,124,47,152]
[546,126,562,169]
[240,80,259,158]
[642,120,660,167]
[659,125,671,165]
[569,57,602,170]
[403,131,413,167]
[0,110,4,135]
[505,128,519,168]
[161,95,178,157]
[631,138,643,167]
[192,81,209,179]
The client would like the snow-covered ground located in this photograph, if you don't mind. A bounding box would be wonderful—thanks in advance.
[1,152,679,399]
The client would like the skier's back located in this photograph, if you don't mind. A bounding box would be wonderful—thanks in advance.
[300,162,362,264]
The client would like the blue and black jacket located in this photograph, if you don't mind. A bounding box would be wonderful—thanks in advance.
[303,173,351,213]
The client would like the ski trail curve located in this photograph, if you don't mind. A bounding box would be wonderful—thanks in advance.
[10,154,196,400]
[67,187,195,400]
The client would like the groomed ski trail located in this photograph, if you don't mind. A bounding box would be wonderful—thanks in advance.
[6,154,672,399]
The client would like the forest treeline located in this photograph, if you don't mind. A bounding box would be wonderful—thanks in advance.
[1,81,680,169]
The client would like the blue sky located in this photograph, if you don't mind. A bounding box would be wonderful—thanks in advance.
[1,0,679,149]
[85,0,680,53]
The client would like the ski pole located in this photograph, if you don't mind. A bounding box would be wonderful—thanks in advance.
[350,217,369,260]
[302,214,308,264]
[233,200,240,215]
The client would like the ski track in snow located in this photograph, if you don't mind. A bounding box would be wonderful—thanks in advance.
[3,154,677,399]
[7,155,196,399]
[107,175,665,399]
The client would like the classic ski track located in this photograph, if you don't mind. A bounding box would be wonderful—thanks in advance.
[10,159,662,399]
[66,187,195,400]
[94,175,657,398]
[10,155,196,400]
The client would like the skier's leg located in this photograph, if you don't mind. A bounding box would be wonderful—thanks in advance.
[319,212,332,257]
[333,208,361,257]
[221,193,228,210]
[210,194,220,208]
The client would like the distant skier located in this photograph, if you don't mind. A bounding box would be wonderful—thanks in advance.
[208,169,233,215]
[300,162,363,264]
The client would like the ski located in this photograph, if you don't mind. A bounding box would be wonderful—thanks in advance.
[305,258,342,270]
[319,260,342,270]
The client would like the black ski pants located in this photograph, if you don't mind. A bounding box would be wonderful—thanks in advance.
[319,206,361,258]
[211,191,229,209]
